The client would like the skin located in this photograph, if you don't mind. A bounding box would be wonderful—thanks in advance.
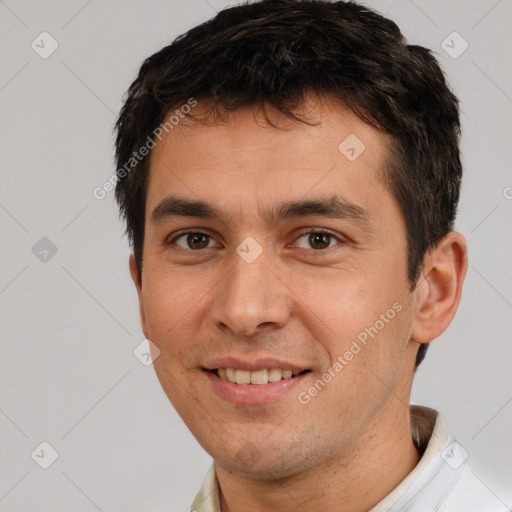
[129,95,468,511]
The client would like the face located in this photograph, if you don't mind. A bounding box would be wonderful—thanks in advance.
[131,96,420,480]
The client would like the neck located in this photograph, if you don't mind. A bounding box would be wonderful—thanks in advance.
[216,402,420,512]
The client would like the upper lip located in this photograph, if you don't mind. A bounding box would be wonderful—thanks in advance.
[203,357,310,372]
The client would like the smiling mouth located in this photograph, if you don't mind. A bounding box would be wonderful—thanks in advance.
[210,368,311,385]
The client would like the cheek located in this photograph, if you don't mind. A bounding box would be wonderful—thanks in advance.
[301,267,401,340]
[141,270,213,370]
[299,268,411,391]
[141,274,192,346]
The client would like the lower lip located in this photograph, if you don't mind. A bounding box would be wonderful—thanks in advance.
[203,370,310,405]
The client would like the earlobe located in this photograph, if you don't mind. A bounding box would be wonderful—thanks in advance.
[410,232,468,345]
[129,253,148,337]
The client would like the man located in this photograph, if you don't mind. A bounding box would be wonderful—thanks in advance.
[113,1,509,510]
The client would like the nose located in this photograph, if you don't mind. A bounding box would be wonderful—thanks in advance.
[209,249,292,337]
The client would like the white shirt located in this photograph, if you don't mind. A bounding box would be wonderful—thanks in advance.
[190,406,510,511]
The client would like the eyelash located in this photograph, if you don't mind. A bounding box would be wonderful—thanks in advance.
[166,228,345,252]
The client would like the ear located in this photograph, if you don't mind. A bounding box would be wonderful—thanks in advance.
[129,253,148,338]
[410,232,468,344]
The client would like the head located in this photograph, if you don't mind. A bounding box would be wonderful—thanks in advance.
[114,0,467,480]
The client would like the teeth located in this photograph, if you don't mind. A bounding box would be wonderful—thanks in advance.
[217,368,303,385]
[250,369,268,385]
[235,369,251,384]
[268,368,283,382]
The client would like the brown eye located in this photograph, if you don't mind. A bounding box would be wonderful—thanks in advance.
[187,233,210,249]
[308,233,332,250]
[171,232,215,250]
[294,230,342,250]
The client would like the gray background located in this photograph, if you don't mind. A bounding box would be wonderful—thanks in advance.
[0,0,511,510]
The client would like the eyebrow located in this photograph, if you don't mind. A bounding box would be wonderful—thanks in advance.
[150,194,371,227]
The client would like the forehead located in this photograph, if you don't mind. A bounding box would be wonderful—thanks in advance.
[146,95,394,225]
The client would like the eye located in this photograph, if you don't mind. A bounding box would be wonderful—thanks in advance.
[167,229,345,252]
[169,231,219,250]
[293,229,344,250]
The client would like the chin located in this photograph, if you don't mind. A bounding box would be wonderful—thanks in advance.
[215,443,319,481]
